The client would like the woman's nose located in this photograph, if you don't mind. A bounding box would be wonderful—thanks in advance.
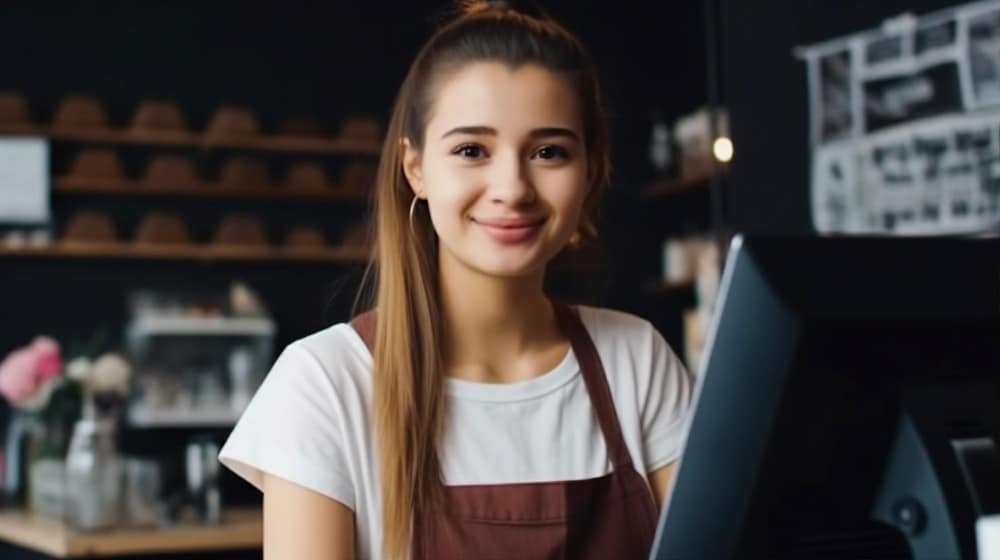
[487,152,536,205]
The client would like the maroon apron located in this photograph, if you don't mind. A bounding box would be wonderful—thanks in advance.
[350,302,659,559]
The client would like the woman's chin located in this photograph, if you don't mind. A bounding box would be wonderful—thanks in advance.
[467,253,550,279]
[440,237,566,280]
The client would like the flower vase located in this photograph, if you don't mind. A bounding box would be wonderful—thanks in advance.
[26,420,67,519]
[1,409,33,505]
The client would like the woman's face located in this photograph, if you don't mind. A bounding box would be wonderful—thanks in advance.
[403,61,589,279]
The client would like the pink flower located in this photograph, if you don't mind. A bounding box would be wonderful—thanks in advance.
[29,337,61,381]
[0,336,63,410]
[0,349,35,403]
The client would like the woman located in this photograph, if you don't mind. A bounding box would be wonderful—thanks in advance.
[219,1,692,558]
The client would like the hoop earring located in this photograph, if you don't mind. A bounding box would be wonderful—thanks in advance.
[409,195,419,234]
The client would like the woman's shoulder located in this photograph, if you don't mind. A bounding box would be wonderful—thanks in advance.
[291,321,371,361]
[268,321,373,394]
[573,303,683,368]
[573,304,660,341]
[573,304,692,443]
[219,321,370,511]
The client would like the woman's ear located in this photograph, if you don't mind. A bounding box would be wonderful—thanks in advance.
[401,138,424,197]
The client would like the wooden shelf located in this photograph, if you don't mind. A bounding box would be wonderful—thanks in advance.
[0,241,370,263]
[643,279,696,295]
[128,406,244,428]
[54,177,368,201]
[0,125,380,156]
[641,173,713,199]
[128,315,276,337]
[0,507,260,557]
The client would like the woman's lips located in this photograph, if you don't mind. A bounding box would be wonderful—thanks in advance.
[472,217,546,244]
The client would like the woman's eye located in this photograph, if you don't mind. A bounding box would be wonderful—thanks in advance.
[453,144,485,159]
[533,145,569,160]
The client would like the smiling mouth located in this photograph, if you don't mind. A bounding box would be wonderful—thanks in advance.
[471,217,547,244]
[471,217,546,228]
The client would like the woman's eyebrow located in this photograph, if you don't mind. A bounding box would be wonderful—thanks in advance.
[440,125,579,141]
[441,125,495,138]
[529,127,579,141]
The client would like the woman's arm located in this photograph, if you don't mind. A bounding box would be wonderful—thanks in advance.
[262,473,356,560]
[647,462,678,512]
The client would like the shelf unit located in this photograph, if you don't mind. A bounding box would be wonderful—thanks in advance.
[53,177,368,202]
[0,117,378,261]
[127,316,276,337]
[0,242,370,263]
[637,170,716,294]
[642,279,696,295]
[630,163,728,373]
[640,172,711,199]
[0,125,380,156]
[128,406,243,428]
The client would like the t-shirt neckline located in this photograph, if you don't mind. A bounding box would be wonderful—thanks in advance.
[444,346,579,402]
[340,320,582,403]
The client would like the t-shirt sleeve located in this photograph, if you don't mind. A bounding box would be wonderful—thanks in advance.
[640,324,693,472]
[218,342,356,510]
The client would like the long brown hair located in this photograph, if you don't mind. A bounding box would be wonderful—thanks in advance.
[354,1,611,557]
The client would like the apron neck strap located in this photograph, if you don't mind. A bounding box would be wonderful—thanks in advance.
[552,301,634,470]
[350,308,377,352]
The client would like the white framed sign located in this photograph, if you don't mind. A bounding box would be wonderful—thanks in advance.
[0,136,49,224]
[797,0,1000,235]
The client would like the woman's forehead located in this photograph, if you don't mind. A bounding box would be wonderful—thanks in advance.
[424,61,582,140]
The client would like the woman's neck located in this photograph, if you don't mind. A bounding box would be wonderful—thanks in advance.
[437,253,566,383]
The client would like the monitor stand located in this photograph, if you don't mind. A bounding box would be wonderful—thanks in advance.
[872,400,1000,560]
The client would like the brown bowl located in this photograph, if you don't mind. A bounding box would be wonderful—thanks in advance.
[65,148,126,181]
[284,225,327,248]
[142,154,199,188]
[283,161,329,191]
[217,156,270,189]
[212,214,268,246]
[134,211,192,245]
[52,95,110,130]
[63,210,118,243]
[130,99,189,133]
[0,92,33,127]
[205,105,260,138]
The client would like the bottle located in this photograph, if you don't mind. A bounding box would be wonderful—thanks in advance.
[64,417,122,531]
[227,346,254,412]
[648,108,677,180]
[186,437,221,524]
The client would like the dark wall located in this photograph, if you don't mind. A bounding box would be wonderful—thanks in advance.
[719,0,961,233]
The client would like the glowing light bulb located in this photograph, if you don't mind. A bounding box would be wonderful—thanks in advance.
[712,137,734,163]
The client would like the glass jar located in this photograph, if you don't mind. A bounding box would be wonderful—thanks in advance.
[64,418,122,531]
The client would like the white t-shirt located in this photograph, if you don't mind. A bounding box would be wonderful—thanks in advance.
[219,305,692,560]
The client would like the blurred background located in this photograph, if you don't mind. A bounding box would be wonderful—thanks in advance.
[0,0,996,558]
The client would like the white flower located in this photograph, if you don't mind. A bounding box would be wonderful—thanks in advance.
[91,353,131,395]
[66,357,93,384]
